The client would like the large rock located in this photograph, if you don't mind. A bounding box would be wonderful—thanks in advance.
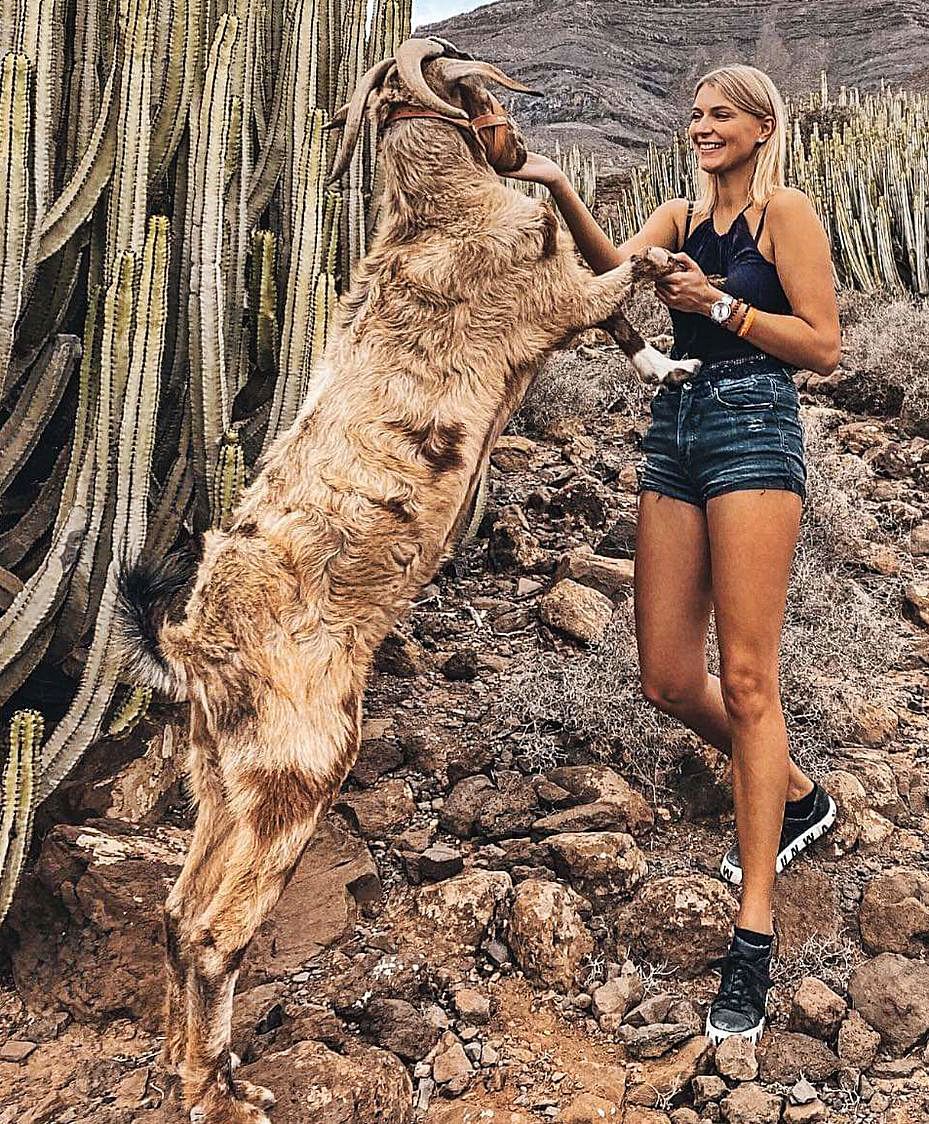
[238,1037,413,1123]
[416,871,513,960]
[439,771,539,841]
[507,877,594,990]
[720,1084,782,1124]
[789,978,847,1039]
[547,831,647,898]
[837,1010,881,1069]
[553,545,635,600]
[859,868,929,956]
[539,578,614,645]
[623,876,737,977]
[848,953,929,1052]
[334,778,415,838]
[625,1036,711,1108]
[774,867,842,952]
[757,1032,840,1083]
[544,765,654,836]
[6,817,380,1026]
[359,998,440,1062]
[820,770,867,855]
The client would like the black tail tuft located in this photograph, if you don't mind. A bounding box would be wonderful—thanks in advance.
[115,548,198,698]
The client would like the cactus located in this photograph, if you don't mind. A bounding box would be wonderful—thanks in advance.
[0,0,411,920]
[0,711,44,920]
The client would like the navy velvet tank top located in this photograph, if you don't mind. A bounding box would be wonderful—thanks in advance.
[669,200,793,365]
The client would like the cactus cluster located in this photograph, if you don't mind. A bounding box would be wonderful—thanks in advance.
[506,140,597,213]
[0,0,411,921]
[607,72,929,296]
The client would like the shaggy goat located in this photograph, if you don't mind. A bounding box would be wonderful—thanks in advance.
[118,36,697,1124]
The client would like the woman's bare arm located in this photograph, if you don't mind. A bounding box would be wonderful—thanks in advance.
[549,175,685,272]
[506,155,685,273]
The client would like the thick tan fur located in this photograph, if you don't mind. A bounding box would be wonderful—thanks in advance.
[142,55,675,1124]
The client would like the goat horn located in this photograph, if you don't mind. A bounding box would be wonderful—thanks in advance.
[395,38,469,120]
[324,102,350,131]
[433,58,543,96]
[327,57,395,184]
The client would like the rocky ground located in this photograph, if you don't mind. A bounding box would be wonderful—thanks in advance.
[2,321,929,1123]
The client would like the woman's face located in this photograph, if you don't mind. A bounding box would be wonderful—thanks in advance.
[688,83,773,176]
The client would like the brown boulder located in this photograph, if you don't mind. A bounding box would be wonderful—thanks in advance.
[545,765,654,836]
[758,1031,839,1083]
[720,1084,782,1124]
[539,578,614,644]
[238,1037,412,1123]
[416,870,512,959]
[848,953,929,1052]
[508,877,594,990]
[623,876,737,977]
[789,977,847,1039]
[820,770,867,855]
[859,868,929,956]
[837,1010,881,1069]
[547,831,648,898]
[334,778,415,838]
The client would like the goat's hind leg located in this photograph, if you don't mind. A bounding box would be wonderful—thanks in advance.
[182,728,356,1121]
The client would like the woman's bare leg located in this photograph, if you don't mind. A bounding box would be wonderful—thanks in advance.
[634,490,811,802]
[705,488,804,934]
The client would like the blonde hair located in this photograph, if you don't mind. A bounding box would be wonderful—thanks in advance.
[691,64,787,216]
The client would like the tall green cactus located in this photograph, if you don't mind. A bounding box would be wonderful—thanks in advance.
[0,0,411,922]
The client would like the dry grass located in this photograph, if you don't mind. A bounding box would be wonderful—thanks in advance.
[513,287,669,437]
[839,291,929,436]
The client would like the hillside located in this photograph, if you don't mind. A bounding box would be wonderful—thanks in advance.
[415,0,929,166]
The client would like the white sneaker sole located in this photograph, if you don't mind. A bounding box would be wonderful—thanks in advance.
[719,796,838,887]
[705,1012,765,1046]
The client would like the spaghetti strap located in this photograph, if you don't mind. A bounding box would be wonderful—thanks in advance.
[680,200,694,251]
[752,202,770,244]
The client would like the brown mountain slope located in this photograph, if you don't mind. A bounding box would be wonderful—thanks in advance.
[415,0,929,167]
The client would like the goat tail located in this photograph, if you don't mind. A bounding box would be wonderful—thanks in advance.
[115,550,196,701]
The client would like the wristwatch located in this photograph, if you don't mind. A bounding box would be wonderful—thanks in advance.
[710,294,736,324]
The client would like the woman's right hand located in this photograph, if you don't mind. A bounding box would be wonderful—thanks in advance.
[505,151,566,190]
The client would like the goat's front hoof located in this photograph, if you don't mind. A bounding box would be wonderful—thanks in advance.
[189,1099,271,1124]
[631,246,674,281]
[631,347,701,386]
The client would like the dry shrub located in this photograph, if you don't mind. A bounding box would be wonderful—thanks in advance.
[513,285,669,436]
[840,292,929,436]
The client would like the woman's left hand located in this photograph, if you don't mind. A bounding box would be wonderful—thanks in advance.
[654,251,719,315]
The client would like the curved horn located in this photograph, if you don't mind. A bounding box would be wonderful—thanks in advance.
[395,38,468,120]
[426,36,474,61]
[327,57,395,184]
[324,101,350,131]
[433,58,543,96]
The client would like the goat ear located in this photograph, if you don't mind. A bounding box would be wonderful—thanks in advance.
[432,58,543,96]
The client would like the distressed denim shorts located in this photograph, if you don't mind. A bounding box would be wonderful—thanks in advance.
[636,355,807,508]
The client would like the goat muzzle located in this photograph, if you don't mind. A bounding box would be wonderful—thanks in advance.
[384,95,519,173]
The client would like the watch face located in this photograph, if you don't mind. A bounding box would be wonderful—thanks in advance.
[711,299,732,323]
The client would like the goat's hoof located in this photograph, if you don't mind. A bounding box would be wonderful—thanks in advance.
[233,1078,276,1110]
[189,1101,271,1124]
[630,246,673,281]
[632,347,701,386]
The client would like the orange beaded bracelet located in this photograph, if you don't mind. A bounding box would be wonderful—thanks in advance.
[736,305,757,338]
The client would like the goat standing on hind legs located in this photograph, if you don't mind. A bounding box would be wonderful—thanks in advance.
[116,36,696,1124]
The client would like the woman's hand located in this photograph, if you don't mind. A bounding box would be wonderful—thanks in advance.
[654,251,721,315]
[504,151,566,191]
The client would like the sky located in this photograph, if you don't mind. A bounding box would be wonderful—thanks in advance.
[411,0,484,28]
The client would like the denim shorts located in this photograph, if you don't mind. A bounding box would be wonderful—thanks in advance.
[636,355,807,508]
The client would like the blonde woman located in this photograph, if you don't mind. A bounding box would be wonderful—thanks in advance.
[511,65,841,1043]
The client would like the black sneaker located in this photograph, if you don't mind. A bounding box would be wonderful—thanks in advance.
[705,933,773,1045]
[719,784,837,886]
